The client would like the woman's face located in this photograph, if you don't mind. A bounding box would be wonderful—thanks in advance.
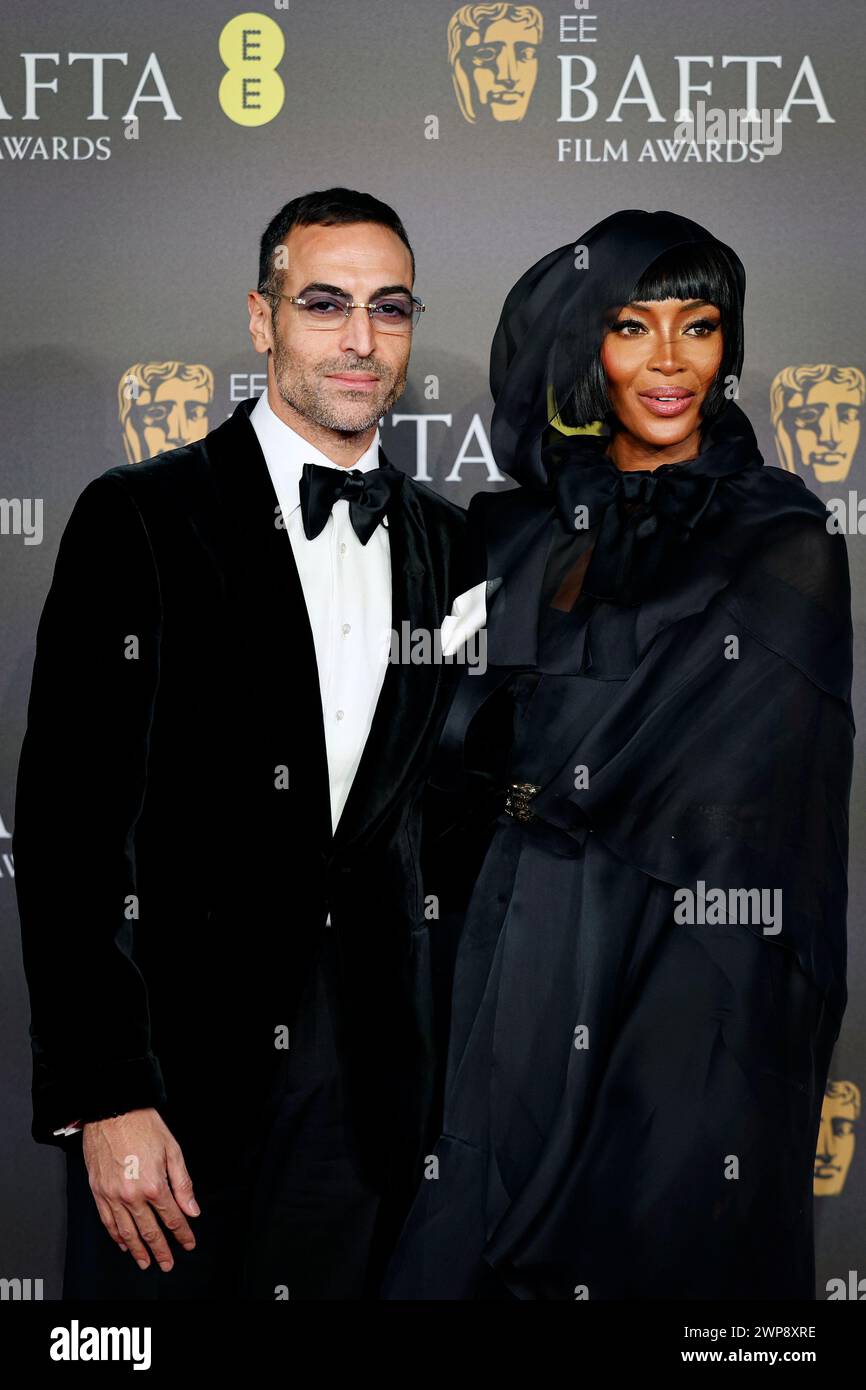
[599,298,724,448]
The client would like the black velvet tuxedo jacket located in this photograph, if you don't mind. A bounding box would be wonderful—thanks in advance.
[13,396,469,1193]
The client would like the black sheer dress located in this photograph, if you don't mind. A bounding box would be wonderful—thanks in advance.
[383,211,854,1301]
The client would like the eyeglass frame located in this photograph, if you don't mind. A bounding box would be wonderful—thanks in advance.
[258,285,426,330]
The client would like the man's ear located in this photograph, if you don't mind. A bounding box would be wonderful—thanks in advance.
[248,290,274,355]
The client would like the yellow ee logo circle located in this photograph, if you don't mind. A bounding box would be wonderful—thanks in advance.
[219,13,285,126]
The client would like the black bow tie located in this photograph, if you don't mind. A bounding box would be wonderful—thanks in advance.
[299,461,404,545]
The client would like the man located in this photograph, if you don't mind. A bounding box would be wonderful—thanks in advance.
[14,187,469,1300]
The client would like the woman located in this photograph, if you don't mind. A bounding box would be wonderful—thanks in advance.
[383,209,854,1300]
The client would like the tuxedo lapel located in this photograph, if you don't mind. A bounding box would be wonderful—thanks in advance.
[331,445,444,856]
[202,402,446,861]
[202,397,332,853]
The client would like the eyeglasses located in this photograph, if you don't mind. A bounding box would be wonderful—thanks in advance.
[262,288,425,333]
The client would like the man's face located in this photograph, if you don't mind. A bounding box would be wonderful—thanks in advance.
[252,222,414,436]
[464,19,540,122]
[781,382,861,484]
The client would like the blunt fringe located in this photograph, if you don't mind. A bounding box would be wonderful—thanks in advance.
[561,242,743,431]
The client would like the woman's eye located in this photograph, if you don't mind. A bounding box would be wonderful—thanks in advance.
[610,317,719,337]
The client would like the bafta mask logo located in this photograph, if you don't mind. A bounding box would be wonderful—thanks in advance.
[814,1079,861,1197]
[448,4,543,124]
[118,362,214,464]
[771,365,864,485]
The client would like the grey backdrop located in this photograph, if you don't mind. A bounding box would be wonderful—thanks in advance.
[1,0,863,1298]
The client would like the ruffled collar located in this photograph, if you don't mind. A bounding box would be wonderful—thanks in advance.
[545,400,764,605]
[478,400,802,672]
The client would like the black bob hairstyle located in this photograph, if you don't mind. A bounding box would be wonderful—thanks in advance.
[556,241,744,432]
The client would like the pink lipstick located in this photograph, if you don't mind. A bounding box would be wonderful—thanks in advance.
[638,388,695,418]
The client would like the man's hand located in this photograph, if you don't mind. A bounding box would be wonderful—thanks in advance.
[82,1107,200,1272]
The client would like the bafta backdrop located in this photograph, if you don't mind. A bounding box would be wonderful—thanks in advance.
[0,0,863,1303]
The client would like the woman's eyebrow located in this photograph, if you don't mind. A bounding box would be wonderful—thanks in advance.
[627,299,716,311]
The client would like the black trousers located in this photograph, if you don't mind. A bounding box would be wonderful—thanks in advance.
[62,931,396,1300]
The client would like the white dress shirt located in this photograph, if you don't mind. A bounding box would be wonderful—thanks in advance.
[249,391,393,835]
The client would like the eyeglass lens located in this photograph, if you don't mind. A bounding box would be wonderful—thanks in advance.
[299,292,418,331]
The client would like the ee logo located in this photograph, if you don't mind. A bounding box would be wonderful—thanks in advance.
[219,13,285,126]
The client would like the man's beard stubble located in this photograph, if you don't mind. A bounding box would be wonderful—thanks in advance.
[272,332,408,436]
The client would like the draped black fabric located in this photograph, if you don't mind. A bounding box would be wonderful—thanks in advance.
[383,211,855,1301]
[487,207,746,492]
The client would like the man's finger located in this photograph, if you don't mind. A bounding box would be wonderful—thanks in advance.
[109,1202,152,1270]
[92,1194,125,1250]
[150,1188,196,1252]
[165,1145,200,1218]
[125,1197,175,1271]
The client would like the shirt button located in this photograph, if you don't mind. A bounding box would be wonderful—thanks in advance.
[336,709,344,721]
[342,622,351,636]
[340,542,347,556]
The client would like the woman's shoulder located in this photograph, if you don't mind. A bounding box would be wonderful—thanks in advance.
[731,465,850,605]
[467,482,553,535]
[719,477,852,703]
[466,483,522,520]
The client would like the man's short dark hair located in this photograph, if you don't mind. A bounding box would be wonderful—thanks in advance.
[560,242,743,431]
[257,187,416,310]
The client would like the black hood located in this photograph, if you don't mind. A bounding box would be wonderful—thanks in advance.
[488,208,748,489]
